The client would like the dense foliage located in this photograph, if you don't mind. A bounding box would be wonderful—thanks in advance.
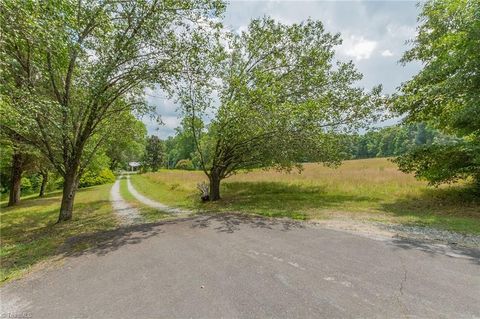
[392,0,480,186]
[79,168,116,188]
[175,159,194,170]
[164,123,197,169]
[0,0,224,220]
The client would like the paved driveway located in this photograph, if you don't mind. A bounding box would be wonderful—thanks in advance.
[1,215,479,318]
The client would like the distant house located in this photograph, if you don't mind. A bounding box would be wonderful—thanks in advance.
[128,162,141,171]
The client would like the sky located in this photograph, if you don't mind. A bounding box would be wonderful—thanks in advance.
[144,0,423,138]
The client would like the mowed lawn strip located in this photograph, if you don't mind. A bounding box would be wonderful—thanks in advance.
[131,158,480,234]
[0,184,118,284]
[118,177,170,222]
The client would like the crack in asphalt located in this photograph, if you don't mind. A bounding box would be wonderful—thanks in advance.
[395,255,409,318]
[399,267,407,296]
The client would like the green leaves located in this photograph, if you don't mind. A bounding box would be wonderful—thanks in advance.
[395,0,479,135]
[177,16,382,199]
[392,0,480,186]
[1,0,226,214]
[0,0,225,175]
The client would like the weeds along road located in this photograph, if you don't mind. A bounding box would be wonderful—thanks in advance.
[1,214,479,319]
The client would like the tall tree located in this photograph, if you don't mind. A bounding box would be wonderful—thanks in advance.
[0,140,45,205]
[178,17,383,200]
[143,136,164,171]
[392,0,480,186]
[0,0,224,221]
[7,149,25,206]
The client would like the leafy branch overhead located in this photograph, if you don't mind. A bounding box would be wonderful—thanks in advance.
[392,0,480,186]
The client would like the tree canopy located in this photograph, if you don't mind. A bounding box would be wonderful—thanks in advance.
[178,17,383,200]
[392,0,480,186]
[0,0,224,221]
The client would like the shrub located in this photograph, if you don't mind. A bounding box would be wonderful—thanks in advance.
[20,177,32,193]
[79,168,116,188]
[175,159,194,170]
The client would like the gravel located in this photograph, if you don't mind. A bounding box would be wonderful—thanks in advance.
[382,224,480,248]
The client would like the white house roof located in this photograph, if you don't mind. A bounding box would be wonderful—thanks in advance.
[128,162,141,167]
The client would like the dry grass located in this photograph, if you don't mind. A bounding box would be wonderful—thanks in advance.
[132,158,480,234]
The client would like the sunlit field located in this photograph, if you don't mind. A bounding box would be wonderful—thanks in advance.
[131,158,480,234]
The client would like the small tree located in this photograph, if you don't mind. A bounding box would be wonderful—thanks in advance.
[143,136,164,171]
[0,138,44,206]
[178,18,382,200]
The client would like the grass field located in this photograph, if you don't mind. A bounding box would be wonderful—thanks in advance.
[0,184,118,283]
[131,158,480,234]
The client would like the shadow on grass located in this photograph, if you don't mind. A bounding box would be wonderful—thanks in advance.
[0,193,62,211]
[380,186,480,234]
[0,185,119,283]
[215,181,378,219]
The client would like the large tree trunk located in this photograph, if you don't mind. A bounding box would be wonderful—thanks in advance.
[39,171,48,197]
[8,152,23,206]
[58,169,79,222]
[209,173,222,201]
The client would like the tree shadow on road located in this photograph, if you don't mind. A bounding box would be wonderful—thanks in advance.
[190,213,305,233]
[61,213,306,258]
[387,237,480,265]
[63,213,480,269]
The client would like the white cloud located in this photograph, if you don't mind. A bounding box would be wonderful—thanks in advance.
[143,2,423,137]
[161,116,181,130]
[381,49,394,57]
[142,114,181,138]
[386,24,416,40]
[340,35,377,61]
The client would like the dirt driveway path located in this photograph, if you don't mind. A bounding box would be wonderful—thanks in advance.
[110,177,143,225]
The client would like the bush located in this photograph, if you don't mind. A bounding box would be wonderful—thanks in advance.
[20,177,33,193]
[79,168,116,188]
[175,159,194,170]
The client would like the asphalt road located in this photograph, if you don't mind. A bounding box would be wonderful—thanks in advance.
[2,214,479,319]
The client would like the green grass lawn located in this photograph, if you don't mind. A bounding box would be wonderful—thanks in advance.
[130,158,480,234]
[0,184,118,283]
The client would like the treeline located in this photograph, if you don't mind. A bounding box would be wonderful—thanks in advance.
[137,122,444,173]
[347,123,442,159]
